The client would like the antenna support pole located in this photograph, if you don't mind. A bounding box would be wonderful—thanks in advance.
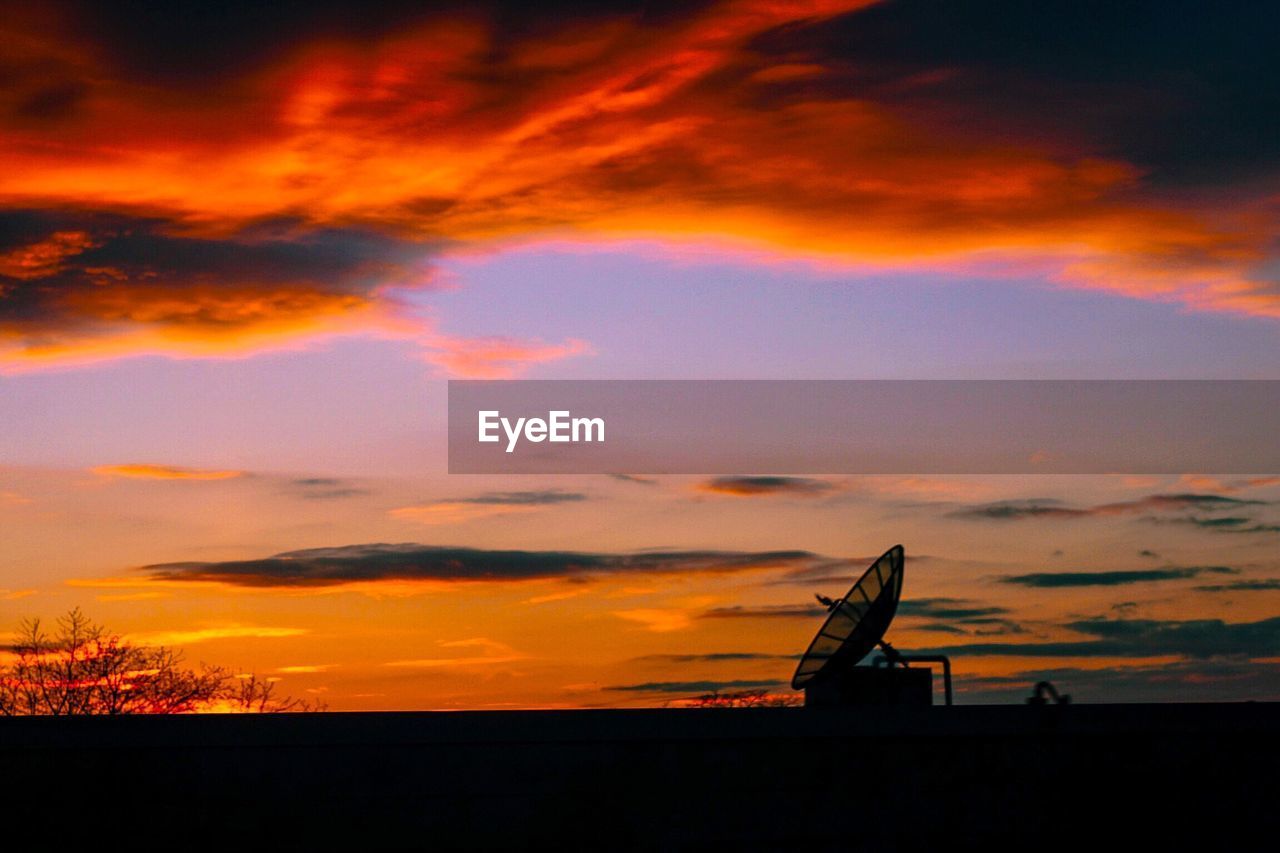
[877,640,906,667]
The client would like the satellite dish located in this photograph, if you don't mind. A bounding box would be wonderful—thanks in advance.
[791,544,905,690]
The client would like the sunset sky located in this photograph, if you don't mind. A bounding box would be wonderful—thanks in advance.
[2,0,1279,708]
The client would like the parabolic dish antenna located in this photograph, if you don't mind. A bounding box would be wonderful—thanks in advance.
[791,544,905,690]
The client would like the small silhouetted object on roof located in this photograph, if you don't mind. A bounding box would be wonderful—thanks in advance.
[793,544,953,708]
[1028,681,1071,705]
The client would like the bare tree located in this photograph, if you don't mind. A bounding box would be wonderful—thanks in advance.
[0,608,321,715]
[225,671,325,713]
[684,689,803,708]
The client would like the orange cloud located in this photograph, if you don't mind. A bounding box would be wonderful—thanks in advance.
[127,625,308,646]
[91,464,245,481]
[383,637,527,668]
[0,230,96,280]
[421,334,592,378]
[95,591,170,602]
[522,588,590,605]
[1174,475,1280,494]
[391,489,588,524]
[698,476,835,497]
[390,502,537,525]
[614,608,696,633]
[855,476,996,501]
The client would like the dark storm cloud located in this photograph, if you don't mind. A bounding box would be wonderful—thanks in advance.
[1126,494,1268,511]
[698,476,835,497]
[1001,566,1238,588]
[0,212,422,288]
[50,1,715,86]
[43,0,1280,192]
[0,210,437,343]
[950,493,1266,521]
[454,490,588,506]
[701,596,1029,635]
[10,81,88,121]
[54,1,446,86]
[915,624,967,635]
[702,604,827,619]
[1196,579,1280,592]
[139,543,819,587]
[897,597,1026,636]
[915,616,1280,659]
[898,598,1011,621]
[286,478,372,500]
[608,474,658,486]
[751,0,1280,186]
[632,652,796,663]
[971,622,1028,637]
[1181,516,1255,529]
[948,499,1089,520]
[1168,517,1280,535]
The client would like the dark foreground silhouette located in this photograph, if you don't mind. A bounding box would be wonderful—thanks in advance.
[2,703,1275,850]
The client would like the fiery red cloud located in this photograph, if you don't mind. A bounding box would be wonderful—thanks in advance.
[2,0,1278,367]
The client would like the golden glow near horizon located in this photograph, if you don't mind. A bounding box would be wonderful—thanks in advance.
[3,467,1279,709]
